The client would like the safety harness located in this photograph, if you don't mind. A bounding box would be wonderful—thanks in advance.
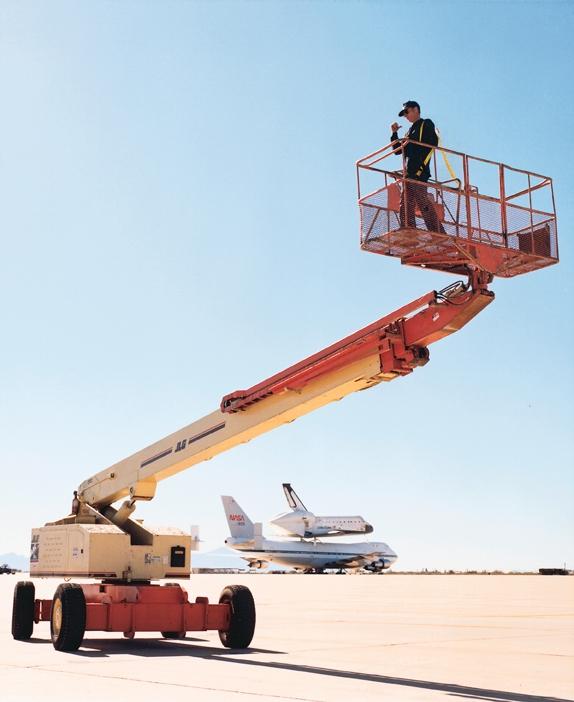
[414,120,433,178]
[414,121,458,185]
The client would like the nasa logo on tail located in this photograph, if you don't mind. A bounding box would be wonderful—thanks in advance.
[229,513,245,523]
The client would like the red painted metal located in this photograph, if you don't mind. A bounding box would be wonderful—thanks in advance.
[34,599,53,623]
[221,278,494,414]
[357,140,558,278]
[34,584,230,635]
[221,292,434,413]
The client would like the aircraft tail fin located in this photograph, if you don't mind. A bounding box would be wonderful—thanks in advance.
[282,483,308,511]
[221,496,255,538]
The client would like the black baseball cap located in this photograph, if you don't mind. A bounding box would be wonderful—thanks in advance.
[398,100,420,117]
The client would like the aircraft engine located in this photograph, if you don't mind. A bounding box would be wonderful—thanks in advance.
[364,558,390,572]
[250,560,267,570]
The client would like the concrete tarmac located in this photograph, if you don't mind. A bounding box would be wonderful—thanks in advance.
[1,573,573,702]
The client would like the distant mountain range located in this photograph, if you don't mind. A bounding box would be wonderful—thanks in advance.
[0,553,29,571]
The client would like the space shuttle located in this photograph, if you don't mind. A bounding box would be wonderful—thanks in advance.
[269,483,374,538]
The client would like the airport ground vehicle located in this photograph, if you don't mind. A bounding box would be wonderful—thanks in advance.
[11,140,557,651]
[1,564,17,575]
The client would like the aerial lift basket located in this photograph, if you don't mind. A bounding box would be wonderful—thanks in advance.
[357,141,558,277]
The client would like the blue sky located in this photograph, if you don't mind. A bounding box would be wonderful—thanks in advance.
[0,0,572,570]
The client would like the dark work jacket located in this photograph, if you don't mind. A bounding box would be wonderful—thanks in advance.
[391,118,438,181]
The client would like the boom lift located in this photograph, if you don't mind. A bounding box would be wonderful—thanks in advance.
[11,140,557,652]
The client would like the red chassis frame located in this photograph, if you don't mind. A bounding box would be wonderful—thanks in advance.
[34,583,229,638]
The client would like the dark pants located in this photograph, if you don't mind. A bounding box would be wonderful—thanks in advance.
[400,180,445,233]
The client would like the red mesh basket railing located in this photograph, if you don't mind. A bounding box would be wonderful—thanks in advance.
[357,141,558,278]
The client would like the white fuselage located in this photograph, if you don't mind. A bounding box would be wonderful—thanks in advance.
[225,535,397,571]
[271,509,374,538]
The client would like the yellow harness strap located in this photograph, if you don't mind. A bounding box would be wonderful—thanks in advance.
[415,120,434,177]
[414,122,459,185]
[435,127,458,183]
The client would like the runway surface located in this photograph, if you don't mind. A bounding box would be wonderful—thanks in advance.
[1,573,573,701]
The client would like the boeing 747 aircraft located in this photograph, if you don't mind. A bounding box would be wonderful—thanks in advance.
[222,496,397,573]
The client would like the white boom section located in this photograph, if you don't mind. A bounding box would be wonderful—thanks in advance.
[79,353,389,508]
[78,282,493,510]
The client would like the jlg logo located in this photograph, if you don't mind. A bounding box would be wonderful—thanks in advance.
[229,514,245,522]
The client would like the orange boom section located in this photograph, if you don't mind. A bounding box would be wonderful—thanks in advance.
[357,141,558,278]
[221,270,494,414]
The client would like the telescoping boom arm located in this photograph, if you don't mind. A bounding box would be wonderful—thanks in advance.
[78,271,493,511]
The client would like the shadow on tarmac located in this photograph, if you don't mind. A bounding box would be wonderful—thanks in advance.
[72,637,285,658]
[41,637,567,702]
[198,658,574,702]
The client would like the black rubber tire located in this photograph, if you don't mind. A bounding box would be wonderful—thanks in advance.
[218,584,255,649]
[161,631,186,639]
[12,581,35,640]
[50,583,86,652]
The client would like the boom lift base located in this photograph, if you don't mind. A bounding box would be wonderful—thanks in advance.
[13,580,254,652]
[30,504,197,581]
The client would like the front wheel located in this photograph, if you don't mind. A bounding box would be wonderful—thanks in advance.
[218,585,255,649]
[50,583,86,652]
[12,581,35,640]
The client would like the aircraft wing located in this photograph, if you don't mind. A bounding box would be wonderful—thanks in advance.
[324,556,370,569]
[324,552,388,569]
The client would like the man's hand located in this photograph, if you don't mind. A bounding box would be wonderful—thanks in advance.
[391,122,401,134]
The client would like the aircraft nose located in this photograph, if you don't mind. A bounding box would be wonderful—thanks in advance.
[365,523,374,534]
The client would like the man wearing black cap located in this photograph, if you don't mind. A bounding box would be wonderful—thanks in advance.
[390,101,444,233]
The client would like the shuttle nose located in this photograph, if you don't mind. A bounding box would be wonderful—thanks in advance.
[365,523,374,534]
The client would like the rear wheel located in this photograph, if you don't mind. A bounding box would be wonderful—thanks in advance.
[161,631,186,639]
[218,584,255,649]
[12,581,35,640]
[50,583,86,652]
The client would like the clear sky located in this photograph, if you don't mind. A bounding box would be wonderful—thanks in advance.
[0,0,572,571]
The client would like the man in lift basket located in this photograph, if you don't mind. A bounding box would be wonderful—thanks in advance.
[390,100,445,234]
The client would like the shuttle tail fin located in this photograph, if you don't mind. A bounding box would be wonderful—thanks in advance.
[282,483,308,511]
[221,496,255,538]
